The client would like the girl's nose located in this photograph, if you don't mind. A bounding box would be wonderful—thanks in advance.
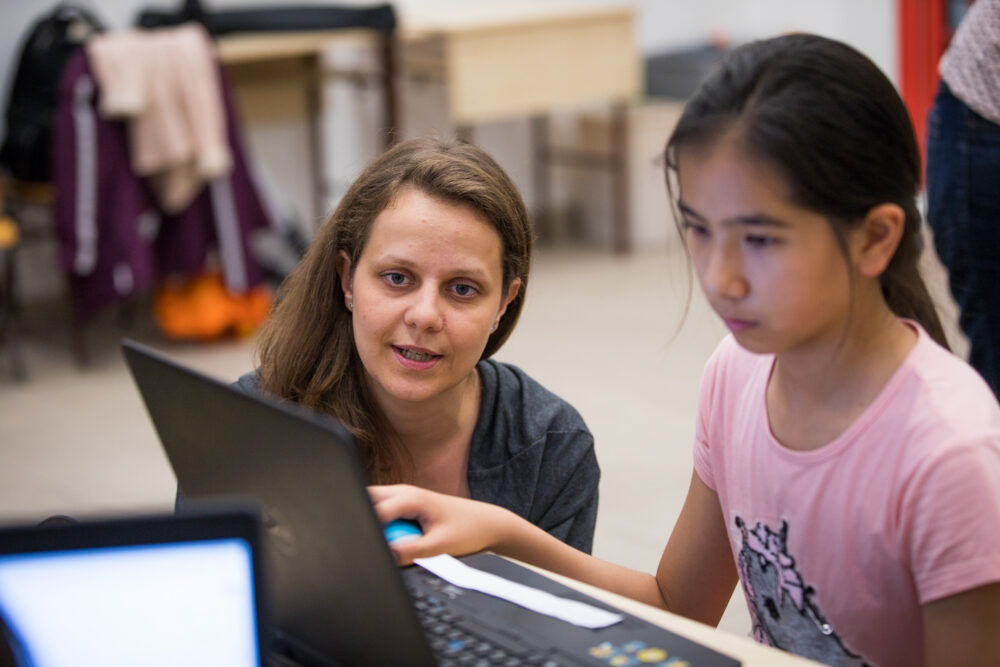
[404,287,445,331]
[703,247,749,301]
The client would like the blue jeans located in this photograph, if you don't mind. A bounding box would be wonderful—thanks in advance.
[925,81,1000,399]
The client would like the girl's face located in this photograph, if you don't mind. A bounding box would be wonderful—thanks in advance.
[676,139,857,357]
[340,187,520,408]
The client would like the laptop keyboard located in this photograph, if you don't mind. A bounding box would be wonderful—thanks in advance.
[410,588,569,666]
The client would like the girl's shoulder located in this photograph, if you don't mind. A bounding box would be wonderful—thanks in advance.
[851,325,1000,480]
[899,324,1000,430]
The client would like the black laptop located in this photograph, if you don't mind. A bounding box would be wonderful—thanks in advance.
[122,339,741,667]
[0,507,267,667]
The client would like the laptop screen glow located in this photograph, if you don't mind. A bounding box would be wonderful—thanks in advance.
[0,538,259,667]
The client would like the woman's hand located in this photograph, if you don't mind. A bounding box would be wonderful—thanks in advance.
[368,484,513,565]
[372,484,667,610]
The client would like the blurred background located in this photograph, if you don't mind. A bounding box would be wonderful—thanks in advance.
[0,0,969,638]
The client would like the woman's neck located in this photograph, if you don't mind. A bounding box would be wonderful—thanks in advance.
[377,369,482,497]
[767,295,917,452]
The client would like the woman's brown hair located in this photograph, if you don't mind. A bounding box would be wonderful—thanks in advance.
[254,138,533,482]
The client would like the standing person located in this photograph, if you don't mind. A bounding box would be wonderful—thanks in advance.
[926,0,1000,399]
[241,138,600,553]
[371,35,1000,667]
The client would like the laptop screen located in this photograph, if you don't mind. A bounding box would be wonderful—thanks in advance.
[0,518,262,667]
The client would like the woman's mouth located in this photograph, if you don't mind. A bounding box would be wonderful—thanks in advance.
[396,347,437,362]
[392,345,442,369]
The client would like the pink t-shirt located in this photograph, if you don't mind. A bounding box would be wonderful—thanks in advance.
[694,324,1000,667]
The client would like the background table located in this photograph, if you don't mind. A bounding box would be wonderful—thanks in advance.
[217,2,642,250]
[403,3,641,252]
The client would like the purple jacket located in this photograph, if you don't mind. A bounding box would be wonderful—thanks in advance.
[53,47,270,322]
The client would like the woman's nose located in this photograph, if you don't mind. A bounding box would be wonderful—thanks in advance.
[404,287,445,330]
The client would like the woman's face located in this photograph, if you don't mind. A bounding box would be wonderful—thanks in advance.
[339,187,520,408]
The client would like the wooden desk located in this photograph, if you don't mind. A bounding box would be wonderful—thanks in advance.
[401,4,639,125]
[217,3,641,248]
[516,559,826,666]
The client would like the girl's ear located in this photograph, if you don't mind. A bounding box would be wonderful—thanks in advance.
[855,203,905,278]
[336,250,354,308]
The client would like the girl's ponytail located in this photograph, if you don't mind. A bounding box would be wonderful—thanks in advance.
[883,202,950,348]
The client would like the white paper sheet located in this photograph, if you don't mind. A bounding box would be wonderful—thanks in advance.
[414,554,624,629]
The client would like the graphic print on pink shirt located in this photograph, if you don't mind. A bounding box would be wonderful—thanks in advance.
[735,517,872,666]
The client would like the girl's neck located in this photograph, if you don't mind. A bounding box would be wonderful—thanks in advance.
[378,369,482,496]
[767,298,917,452]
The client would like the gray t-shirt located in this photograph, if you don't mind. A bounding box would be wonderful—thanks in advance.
[234,358,600,553]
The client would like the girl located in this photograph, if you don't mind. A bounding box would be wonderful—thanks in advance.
[239,138,600,553]
[370,35,1000,666]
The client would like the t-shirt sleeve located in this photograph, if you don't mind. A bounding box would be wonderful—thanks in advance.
[903,437,1000,604]
[693,341,728,492]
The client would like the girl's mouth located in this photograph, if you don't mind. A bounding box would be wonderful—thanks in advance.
[723,318,757,333]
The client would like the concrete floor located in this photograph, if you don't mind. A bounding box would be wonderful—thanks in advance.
[0,239,965,638]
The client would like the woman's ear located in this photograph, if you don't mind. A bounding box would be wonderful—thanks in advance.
[855,203,905,278]
[493,278,522,328]
[336,250,354,309]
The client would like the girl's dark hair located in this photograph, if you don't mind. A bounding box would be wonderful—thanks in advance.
[665,33,949,348]
[254,137,533,483]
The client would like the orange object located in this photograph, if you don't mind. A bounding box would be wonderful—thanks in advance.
[0,216,19,249]
[154,272,271,341]
[229,281,272,338]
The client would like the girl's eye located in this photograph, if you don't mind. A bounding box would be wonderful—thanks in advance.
[383,272,408,286]
[745,235,779,248]
[451,283,478,298]
[681,220,709,237]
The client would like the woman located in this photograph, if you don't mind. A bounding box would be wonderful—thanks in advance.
[239,138,600,552]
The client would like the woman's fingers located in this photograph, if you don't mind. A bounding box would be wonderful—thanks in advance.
[369,484,426,523]
[388,535,446,565]
[368,483,502,565]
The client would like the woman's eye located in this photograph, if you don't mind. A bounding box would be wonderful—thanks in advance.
[451,283,478,297]
[384,272,408,286]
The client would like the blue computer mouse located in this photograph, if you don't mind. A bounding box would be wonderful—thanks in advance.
[383,518,423,544]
